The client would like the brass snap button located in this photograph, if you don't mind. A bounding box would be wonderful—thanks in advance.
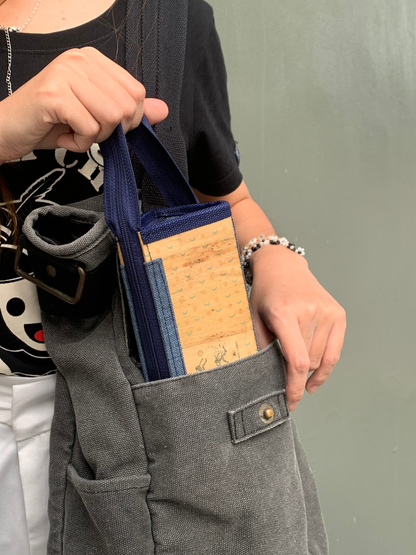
[259,403,274,424]
[46,265,57,278]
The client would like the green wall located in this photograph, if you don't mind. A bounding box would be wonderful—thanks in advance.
[209,0,416,553]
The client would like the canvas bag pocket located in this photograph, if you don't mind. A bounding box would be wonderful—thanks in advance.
[62,466,152,555]
[132,341,327,555]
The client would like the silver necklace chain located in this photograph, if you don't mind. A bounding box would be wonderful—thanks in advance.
[1,0,42,95]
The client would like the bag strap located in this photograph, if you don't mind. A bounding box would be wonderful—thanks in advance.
[126,0,190,209]
[101,118,197,240]
[100,120,198,382]
[153,0,189,180]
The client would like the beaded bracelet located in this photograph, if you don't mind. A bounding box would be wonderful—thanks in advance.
[240,234,306,285]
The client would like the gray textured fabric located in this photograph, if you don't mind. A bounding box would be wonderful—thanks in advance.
[43,264,153,555]
[22,204,328,554]
[22,205,112,271]
[227,389,290,444]
[132,342,327,555]
[21,200,329,554]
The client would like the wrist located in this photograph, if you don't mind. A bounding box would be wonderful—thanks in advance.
[240,234,307,285]
[250,242,308,270]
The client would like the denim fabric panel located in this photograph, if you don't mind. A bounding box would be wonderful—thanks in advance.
[141,201,231,244]
[133,341,327,555]
[120,265,150,382]
[118,203,171,381]
[144,259,186,378]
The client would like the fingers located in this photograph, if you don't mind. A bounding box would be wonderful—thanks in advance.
[143,98,169,126]
[275,319,311,411]
[70,48,168,132]
[306,316,346,394]
[55,97,169,152]
[252,308,275,350]
[41,48,168,152]
[279,306,345,409]
[259,294,345,411]
[54,81,117,151]
[61,78,136,149]
[304,313,333,372]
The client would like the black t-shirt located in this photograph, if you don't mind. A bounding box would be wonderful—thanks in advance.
[0,0,243,376]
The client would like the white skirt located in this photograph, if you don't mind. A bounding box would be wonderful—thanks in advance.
[0,373,56,555]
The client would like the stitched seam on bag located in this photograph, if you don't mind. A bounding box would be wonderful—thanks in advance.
[236,411,244,441]
[231,416,290,445]
[228,412,237,442]
[227,390,286,414]
[132,340,283,390]
[227,391,289,444]
[241,408,247,437]
[278,392,289,418]
[75,485,150,495]
[60,380,78,555]
[133,356,158,553]
[123,384,157,551]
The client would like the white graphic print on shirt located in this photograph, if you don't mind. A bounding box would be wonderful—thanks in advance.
[0,146,104,375]
[0,275,46,375]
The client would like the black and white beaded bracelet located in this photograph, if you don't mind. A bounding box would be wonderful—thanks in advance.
[240,234,306,285]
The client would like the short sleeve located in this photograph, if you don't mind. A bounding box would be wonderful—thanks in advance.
[180,0,243,196]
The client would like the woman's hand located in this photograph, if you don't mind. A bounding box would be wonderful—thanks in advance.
[0,47,168,163]
[194,180,346,411]
[249,246,346,411]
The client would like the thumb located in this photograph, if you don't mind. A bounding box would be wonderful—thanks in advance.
[143,98,169,126]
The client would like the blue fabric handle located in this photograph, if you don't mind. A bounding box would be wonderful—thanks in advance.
[99,118,200,382]
[127,118,198,206]
[101,118,198,239]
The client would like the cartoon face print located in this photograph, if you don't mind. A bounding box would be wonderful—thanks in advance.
[0,276,47,352]
[0,145,102,374]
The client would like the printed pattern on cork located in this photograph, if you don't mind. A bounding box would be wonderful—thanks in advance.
[141,217,258,373]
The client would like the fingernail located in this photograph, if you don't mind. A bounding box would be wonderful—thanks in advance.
[289,402,299,412]
[307,385,319,394]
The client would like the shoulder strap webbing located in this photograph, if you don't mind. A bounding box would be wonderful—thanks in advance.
[125,0,189,210]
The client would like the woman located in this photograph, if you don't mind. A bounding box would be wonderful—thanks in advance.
[0,1,346,554]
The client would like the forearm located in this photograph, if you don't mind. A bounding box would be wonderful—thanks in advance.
[193,180,308,275]
[193,178,275,246]
[229,195,275,246]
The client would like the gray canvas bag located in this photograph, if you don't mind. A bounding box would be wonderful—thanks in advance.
[20,201,328,555]
[16,1,329,553]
